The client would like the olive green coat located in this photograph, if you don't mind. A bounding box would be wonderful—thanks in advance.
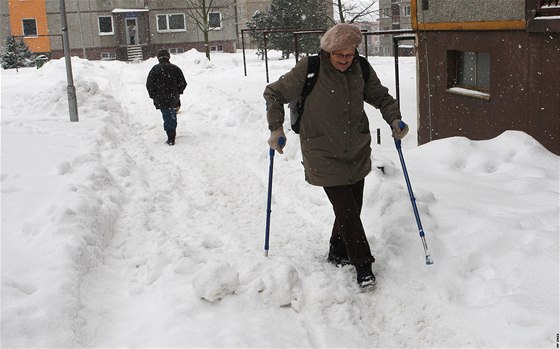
[264,51,401,187]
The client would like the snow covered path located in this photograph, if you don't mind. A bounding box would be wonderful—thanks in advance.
[1,51,558,348]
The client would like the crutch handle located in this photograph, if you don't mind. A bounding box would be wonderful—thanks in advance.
[394,121,407,148]
[269,136,286,157]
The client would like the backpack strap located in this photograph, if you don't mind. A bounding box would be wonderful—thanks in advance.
[358,55,370,82]
[301,55,321,100]
[291,55,320,133]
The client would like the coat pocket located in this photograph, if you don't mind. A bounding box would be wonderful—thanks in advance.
[301,135,342,181]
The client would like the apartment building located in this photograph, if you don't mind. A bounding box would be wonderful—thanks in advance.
[1,0,343,61]
[378,0,413,56]
[2,0,241,61]
[236,0,270,29]
[355,21,381,56]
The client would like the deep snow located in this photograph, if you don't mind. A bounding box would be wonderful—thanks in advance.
[1,49,558,348]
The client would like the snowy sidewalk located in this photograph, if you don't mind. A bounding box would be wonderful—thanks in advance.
[1,51,558,348]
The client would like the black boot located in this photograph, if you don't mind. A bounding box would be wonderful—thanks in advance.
[327,245,350,267]
[355,263,376,288]
[166,130,175,146]
[170,129,176,145]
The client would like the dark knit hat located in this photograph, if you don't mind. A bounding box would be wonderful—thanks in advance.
[157,49,170,60]
[320,23,362,52]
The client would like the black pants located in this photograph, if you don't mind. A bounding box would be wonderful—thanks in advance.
[324,179,375,265]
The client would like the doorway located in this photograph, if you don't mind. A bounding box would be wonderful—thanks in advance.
[126,18,138,45]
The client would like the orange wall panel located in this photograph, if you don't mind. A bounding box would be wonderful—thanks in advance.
[8,0,50,53]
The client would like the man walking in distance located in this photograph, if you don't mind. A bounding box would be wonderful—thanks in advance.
[263,23,408,288]
[146,49,187,146]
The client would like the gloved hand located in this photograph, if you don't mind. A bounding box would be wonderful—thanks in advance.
[268,128,286,154]
[391,119,409,140]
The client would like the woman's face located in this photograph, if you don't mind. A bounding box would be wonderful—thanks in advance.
[329,47,355,72]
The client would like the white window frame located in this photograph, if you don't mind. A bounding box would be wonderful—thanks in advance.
[209,12,222,30]
[22,18,37,37]
[403,5,411,17]
[101,52,116,60]
[168,47,185,54]
[98,16,114,35]
[157,13,187,33]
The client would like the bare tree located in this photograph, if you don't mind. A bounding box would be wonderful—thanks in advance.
[332,0,379,23]
[184,0,235,60]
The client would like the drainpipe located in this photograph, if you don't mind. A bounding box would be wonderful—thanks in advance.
[76,0,87,59]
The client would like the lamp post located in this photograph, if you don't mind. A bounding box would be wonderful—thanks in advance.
[59,0,79,122]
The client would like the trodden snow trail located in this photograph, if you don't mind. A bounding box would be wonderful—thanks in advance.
[41,52,557,347]
[74,58,325,346]
[73,57,370,347]
[74,53,455,347]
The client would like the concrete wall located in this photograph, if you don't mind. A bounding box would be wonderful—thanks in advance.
[416,30,560,155]
[412,0,560,154]
[237,0,270,29]
[1,0,11,45]
[417,0,525,23]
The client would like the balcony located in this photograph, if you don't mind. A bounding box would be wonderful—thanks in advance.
[527,0,560,32]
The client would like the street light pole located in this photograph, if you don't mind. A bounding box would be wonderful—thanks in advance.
[59,0,79,122]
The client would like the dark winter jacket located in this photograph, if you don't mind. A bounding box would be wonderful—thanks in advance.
[264,51,402,187]
[146,59,187,109]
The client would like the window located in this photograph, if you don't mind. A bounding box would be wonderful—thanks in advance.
[209,12,222,30]
[101,52,116,60]
[403,5,411,17]
[457,52,490,90]
[22,18,37,37]
[157,14,186,32]
[168,47,185,54]
[448,50,491,98]
[210,45,223,52]
[98,16,114,35]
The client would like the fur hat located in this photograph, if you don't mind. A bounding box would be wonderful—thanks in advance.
[157,49,170,61]
[320,23,362,52]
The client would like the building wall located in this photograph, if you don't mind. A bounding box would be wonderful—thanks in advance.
[416,31,559,154]
[356,21,381,56]
[45,0,239,60]
[8,0,50,53]
[416,0,524,23]
[237,0,270,29]
[1,1,11,44]
[378,0,412,55]
[413,0,560,155]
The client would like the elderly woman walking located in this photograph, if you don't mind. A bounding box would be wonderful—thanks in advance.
[263,23,408,288]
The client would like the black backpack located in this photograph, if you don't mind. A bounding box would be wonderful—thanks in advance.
[289,54,371,134]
